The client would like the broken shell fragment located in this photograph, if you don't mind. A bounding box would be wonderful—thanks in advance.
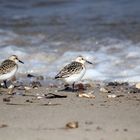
[78,92,95,98]
[37,96,44,99]
[100,87,108,93]
[135,83,140,89]
[8,85,15,94]
[24,86,32,91]
[107,94,117,98]
[66,121,79,129]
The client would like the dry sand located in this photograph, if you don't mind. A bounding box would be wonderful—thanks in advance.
[0,82,140,140]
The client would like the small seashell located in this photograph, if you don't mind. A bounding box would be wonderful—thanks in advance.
[8,85,15,94]
[107,94,117,98]
[135,83,140,89]
[37,96,43,99]
[78,92,95,98]
[24,86,32,90]
[100,87,108,93]
[66,121,79,129]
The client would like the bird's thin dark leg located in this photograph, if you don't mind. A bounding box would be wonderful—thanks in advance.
[3,80,8,88]
[72,82,75,92]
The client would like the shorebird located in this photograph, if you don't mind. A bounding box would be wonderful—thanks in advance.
[55,56,93,91]
[0,55,24,88]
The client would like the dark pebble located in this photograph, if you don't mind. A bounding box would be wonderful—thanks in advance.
[26,99,33,103]
[124,128,128,132]
[3,98,10,102]
[27,74,35,78]
[0,124,8,128]
[96,126,102,130]
[116,95,125,98]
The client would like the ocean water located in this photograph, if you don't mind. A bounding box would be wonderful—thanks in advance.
[0,0,140,83]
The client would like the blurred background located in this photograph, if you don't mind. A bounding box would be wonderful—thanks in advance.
[0,0,140,82]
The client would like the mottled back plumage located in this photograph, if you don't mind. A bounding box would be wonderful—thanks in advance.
[55,61,84,79]
[0,60,17,75]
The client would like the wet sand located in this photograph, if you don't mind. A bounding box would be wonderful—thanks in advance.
[0,82,140,140]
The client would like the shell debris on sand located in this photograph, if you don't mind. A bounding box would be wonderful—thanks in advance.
[78,92,95,98]
[24,86,32,91]
[36,93,67,99]
[36,93,45,99]
[107,94,117,98]
[37,95,44,99]
[7,84,15,94]
[100,87,108,93]
[66,121,79,129]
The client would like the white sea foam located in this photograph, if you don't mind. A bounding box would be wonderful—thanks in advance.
[0,30,140,82]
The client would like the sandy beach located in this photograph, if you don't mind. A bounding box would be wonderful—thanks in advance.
[0,82,140,140]
[0,0,140,140]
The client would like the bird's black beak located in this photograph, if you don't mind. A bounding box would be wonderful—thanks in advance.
[86,60,93,65]
[19,60,24,64]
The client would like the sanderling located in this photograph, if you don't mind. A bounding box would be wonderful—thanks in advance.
[55,56,93,91]
[0,55,24,88]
